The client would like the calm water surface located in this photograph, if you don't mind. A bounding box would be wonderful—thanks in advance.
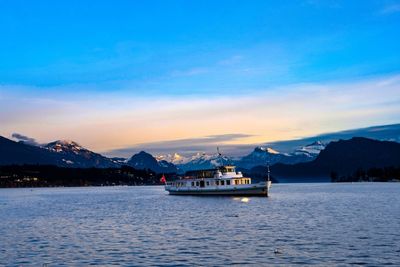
[1,183,400,266]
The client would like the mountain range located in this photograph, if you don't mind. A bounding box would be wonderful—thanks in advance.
[153,141,326,172]
[0,135,326,173]
[1,123,400,176]
[153,123,400,170]
[235,141,325,169]
[0,137,176,173]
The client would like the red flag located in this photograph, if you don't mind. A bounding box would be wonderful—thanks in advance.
[160,174,166,184]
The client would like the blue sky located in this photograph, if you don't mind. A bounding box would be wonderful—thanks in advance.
[1,0,399,92]
[1,0,400,156]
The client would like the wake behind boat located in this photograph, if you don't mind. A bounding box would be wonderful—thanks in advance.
[164,165,272,196]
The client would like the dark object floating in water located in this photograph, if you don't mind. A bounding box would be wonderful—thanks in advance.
[274,248,283,254]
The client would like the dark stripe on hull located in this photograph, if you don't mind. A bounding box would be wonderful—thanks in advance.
[167,187,269,197]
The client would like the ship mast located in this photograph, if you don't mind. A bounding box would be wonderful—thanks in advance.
[267,162,270,182]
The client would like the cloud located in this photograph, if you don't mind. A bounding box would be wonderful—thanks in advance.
[106,134,256,158]
[11,133,40,146]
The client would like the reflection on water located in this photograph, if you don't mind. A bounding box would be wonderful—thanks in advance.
[1,183,400,266]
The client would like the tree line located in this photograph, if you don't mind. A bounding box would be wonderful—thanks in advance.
[331,166,400,182]
[0,165,174,187]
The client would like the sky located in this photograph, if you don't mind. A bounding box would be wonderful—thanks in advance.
[0,0,400,157]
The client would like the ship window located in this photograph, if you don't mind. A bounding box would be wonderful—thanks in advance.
[196,181,199,186]
[221,180,225,186]
[191,182,194,186]
[216,180,219,186]
[206,181,210,186]
[227,180,231,185]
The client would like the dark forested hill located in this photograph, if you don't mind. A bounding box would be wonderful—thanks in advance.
[0,136,62,166]
[127,151,177,173]
[0,136,118,168]
[252,137,400,182]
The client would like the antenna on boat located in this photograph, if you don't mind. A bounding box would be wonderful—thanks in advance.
[267,162,271,182]
[216,147,226,173]
[217,147,222,157]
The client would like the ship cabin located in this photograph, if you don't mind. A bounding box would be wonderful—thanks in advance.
[166,165,252,189]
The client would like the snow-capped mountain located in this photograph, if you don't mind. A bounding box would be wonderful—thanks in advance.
[45,140,83,154]
[44,140,118,168]
[236,142,327,169]
[155,142,327,172]
[155,153,190,165]
[237,142,327,169]
[293,141,326,158]
[176,152,233,172]
[235,146,292,169]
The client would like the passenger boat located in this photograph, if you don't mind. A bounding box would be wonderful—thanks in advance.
[165,165,272,196]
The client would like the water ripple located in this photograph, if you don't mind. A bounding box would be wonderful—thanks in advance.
[0,183,400,266]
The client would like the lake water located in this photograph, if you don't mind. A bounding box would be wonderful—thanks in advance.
[1,183,400,266]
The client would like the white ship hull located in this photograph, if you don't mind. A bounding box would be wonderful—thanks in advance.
[164,165,272,197]
[166,181,271,197]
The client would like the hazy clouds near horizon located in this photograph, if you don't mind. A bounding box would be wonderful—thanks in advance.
[104,123,400,158]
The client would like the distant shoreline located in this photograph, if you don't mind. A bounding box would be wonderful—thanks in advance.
[0,165,166,188]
